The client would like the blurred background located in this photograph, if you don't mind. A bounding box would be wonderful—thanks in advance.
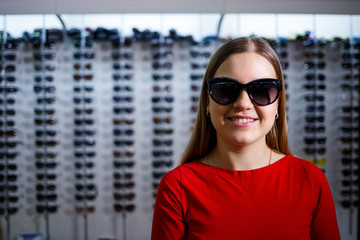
[0,0,359,240]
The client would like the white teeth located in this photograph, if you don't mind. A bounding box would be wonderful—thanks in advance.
[230,118,254,123]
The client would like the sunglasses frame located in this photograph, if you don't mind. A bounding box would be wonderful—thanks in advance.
[207,77,282,106]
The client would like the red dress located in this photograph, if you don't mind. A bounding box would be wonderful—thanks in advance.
[151,155,341,240]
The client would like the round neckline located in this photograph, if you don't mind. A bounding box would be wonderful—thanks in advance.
[195,155,289,173]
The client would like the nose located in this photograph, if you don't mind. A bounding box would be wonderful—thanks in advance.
[232,88,253,109]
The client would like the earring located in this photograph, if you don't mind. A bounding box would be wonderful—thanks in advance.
[275,113,279,119]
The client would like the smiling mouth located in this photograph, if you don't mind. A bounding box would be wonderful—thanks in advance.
[228,117,257,123]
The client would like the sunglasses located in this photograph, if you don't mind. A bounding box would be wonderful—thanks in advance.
[74,151,96,158]
[191,63,207,69]
[153,160,173,168]
[0,120,15,127]
[153,117,173,124]
[152,150,173,157]
[35,140,58,147]
[190,51,211,58]
[113,63,133,70]
[33,53,56,61]
[0,152,18,159]
[341,157,359,165]
[190,74,204,81]
[153,139,173,147]
[113,118,135,125]
[36,173,57,180]
[304,95,325,102]
[306,105,325,113]
[74,119,94,125]
[152,74,173,81]
[73,63,92,71]
[113,140,134,146]
[1,53,16,61]
[35,151,57,159]
[112,52,134,60]
[113,161,135,168]
[0,109,16,116]
[0,195,18,203]
[0,129,17,137]
[0,184,18,192]
[207,78,281,106]
[36,183,56,191]
[74,108,94,115]
[113,128,134,136]
[34,64,56,72]
[36,205,58,213]
[75,173,95,180]
[0,87,18,94]
[113,182,135,190]
[0,141,19,148]
[113,74,133,81]
[0,163,17,171]
[113,107,134,114]
[74,139,96,147]
[152,51,173,60]
[34,108,55,115]
[152,62,172,70]
[114,192,136,201]
[73,97,92,104]
[36,193,57,202]
[152,97,174,104]
[304,61,326,70]
[36,161,57,169]
[35,130,57,137]
[75,206,95,213]
[74,86,94,92]
[113,149,135,158]
[0,98,16,105]
[73,52,95,60]
[37,97,56,104]
[73,74,93,81]
[113,96,134,103]
[305,73,325,81]
[0,207,18,215]
[304,125,325,133]
[34,75,54,83]
[113,85,133,92]
[75,183,96,191]
[304,137,326,145]
[153,128,173,135]
[74,129,96,136]
[113,203,135,212]
[0,76,16,83]
[153,171,167,179]
[113,172,133,180]
[34,118,57,125]
[74,161,95,169]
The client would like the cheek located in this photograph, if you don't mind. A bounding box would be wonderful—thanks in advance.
[209,102,228,124]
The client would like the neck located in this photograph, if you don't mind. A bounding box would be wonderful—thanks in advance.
[208,139,271,171]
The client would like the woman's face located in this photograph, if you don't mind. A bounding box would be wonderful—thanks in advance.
[207,52,279,148]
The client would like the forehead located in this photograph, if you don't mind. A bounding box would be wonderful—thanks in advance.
[214,53,277,83]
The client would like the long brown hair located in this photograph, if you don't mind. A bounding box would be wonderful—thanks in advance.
[179,37,293,165]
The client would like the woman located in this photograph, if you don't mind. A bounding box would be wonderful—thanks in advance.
[151,37,340,240]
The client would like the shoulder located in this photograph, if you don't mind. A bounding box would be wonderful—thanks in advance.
[284,155,328,182]
[159,161,205,189]
[161,161,201,183]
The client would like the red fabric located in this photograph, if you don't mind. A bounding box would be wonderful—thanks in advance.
[151,155,341,240]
